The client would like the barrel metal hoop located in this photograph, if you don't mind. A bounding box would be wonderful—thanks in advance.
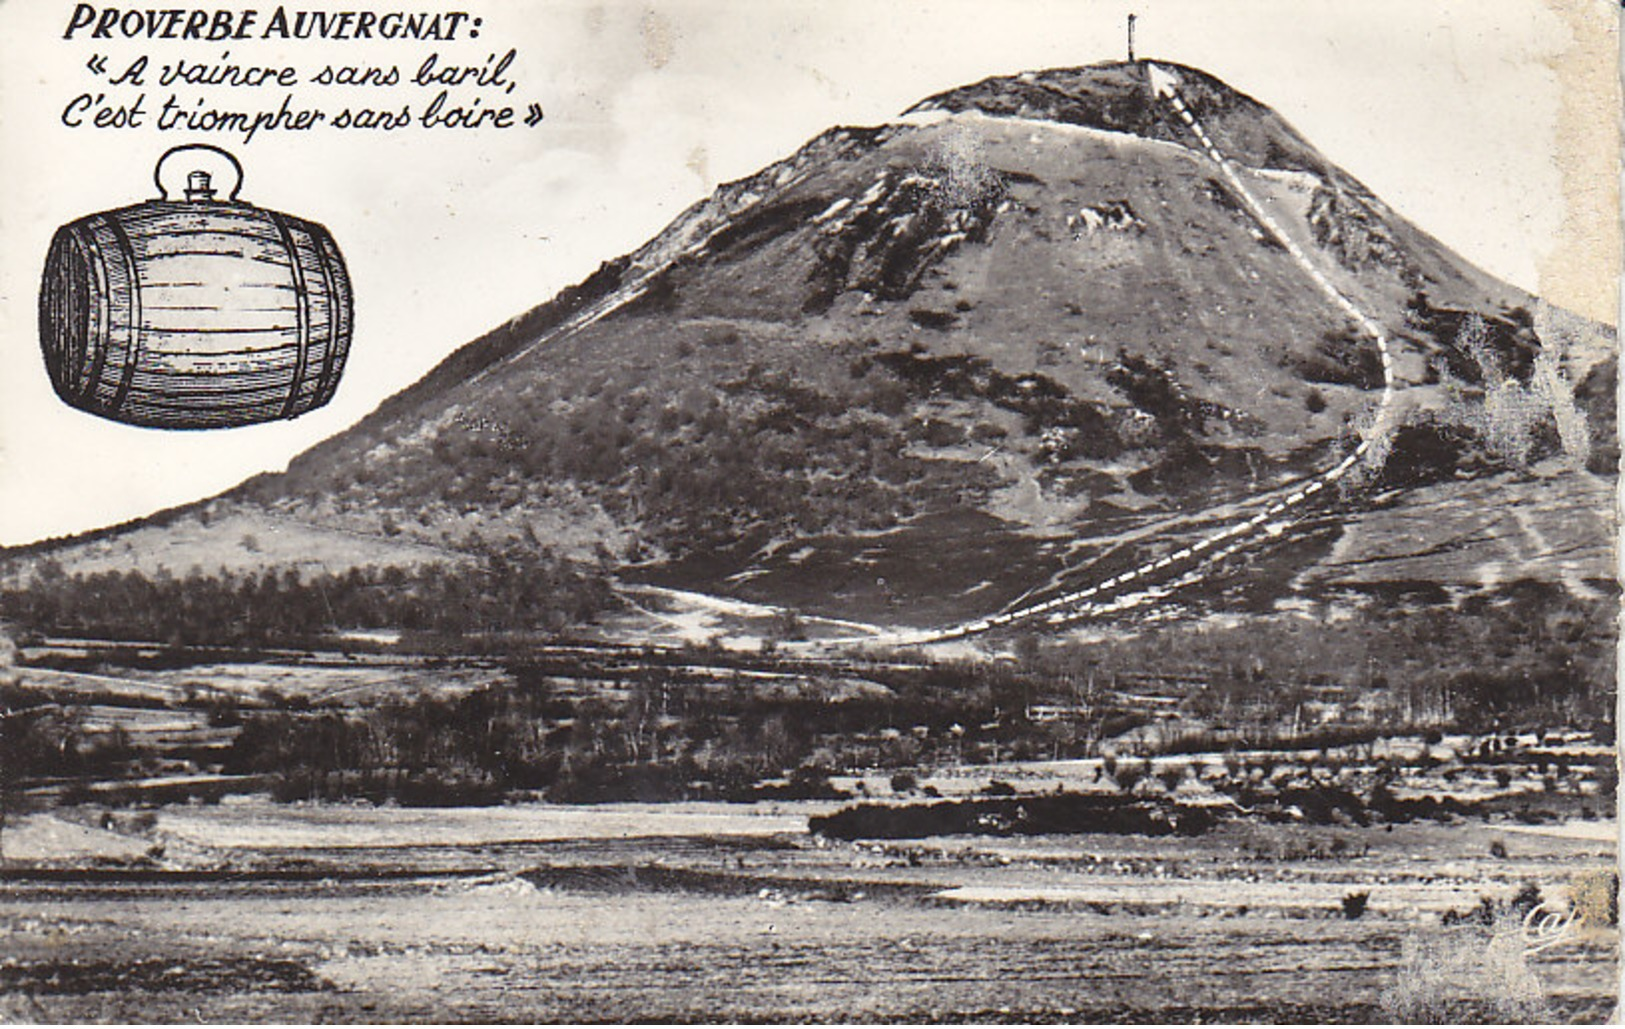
[56,225,110,404]
[101,214,143,416]
[266,210,312,420]
[308,228,345,406]
[75,227,112,403]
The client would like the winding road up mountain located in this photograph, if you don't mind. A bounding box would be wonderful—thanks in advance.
[901,64,1402,644]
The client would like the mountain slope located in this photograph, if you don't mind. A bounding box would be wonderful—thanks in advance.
[4,61,1614,637]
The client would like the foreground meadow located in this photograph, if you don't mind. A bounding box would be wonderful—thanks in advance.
[0,798,1615,1023]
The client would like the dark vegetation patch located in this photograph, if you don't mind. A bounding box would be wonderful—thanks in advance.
[1573,358,1619,474]
[811,794,1219,839]
[1102,352,1272,496]
[619,267,681,317]
[804,169,1002,314]
[0,552,611,647]
[0,704,140,784]
[860,348,1122,460]
[1290,328,1385,389]
[1405,294,1540,385]
[1031,579,1615,742]
[1126,437,1211,494]
[1198,178,1244,216]
[810,780,1485,842]
[0,957,326,995]
[1095,350,1266,495]
[702,196,836,262]
[1374,422,1496,488]
[1307,188,1414,278]
[207,657,1097,805]
[908,308,958,330]
[1126,438,1269,497]
[517,863,922,902]
[1105,352,1233,435]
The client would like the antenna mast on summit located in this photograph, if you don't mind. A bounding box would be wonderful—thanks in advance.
[1127,13,1136,62]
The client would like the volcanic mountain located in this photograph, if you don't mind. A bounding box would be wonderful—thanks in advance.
[8,61,1616,639]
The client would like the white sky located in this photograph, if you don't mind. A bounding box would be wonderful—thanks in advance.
[0,0,1617,545]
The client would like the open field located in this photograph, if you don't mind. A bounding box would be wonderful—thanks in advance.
[0,799,1617,1023]
[1,634,1615,1021]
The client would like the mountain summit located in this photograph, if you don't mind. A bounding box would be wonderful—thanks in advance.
[9,61,1616,638]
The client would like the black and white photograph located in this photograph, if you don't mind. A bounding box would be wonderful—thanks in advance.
[0,0,1618,1021]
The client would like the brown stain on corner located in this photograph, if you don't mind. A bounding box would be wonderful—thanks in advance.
[1571,866,1621,931]
[1539,0,1621,326]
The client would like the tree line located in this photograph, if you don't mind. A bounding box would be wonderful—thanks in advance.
[0,550,614,646]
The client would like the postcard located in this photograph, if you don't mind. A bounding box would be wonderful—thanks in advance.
[0,0,1617,1021]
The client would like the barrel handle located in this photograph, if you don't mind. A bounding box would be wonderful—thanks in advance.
[153,144,246,202]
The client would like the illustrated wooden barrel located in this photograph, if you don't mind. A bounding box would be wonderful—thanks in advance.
[39,145,352,430]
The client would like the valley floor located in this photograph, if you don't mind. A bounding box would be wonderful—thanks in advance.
[0,801,1616,1023]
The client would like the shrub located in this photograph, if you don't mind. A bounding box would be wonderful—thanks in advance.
[1510,881,1543,917]
[1342,890,1370,920]
[1114,760,1146,793]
